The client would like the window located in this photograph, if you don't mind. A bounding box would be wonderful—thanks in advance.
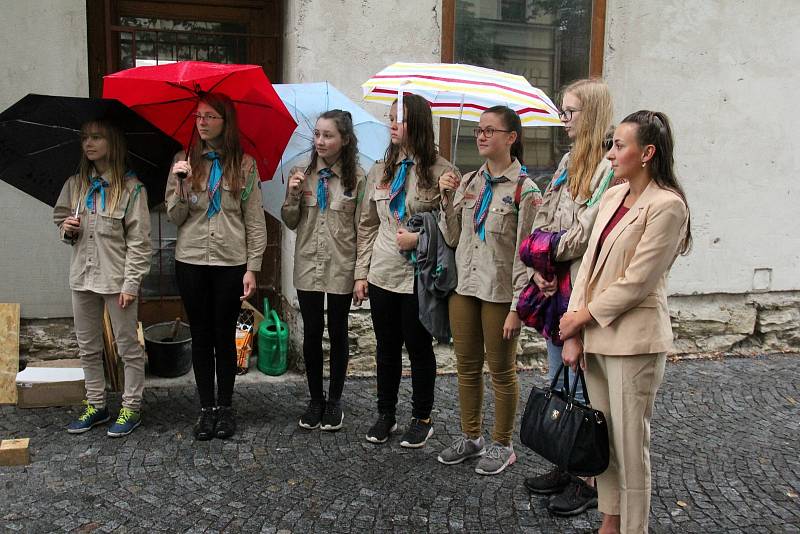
[446,0,602,186]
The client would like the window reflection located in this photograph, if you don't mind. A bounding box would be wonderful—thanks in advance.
[453,0,592,185]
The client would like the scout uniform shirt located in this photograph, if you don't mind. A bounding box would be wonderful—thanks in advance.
[355,154,454,294]
[53,173,152,295]
[281,159,367,295]
[531,152,614,281]
[165,150,267,272]
[439,158,541,310]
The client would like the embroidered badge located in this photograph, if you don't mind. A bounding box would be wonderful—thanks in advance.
[502,195,513,205]
[464,193,477,200]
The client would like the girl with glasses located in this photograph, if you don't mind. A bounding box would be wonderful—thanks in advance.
[355,94,455,448]
[436,105,542,475]
[165,93,267,441]
[522,78,616,515]
[281,109,366,432]
[54,119,151,438]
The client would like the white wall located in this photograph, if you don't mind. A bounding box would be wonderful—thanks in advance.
[604,0,799,295]
[279,0,444,305]
[0,0,89,317]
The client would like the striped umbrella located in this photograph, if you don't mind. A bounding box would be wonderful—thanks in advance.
[362,62,561,127]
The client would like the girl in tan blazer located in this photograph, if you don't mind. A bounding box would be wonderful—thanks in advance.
[165,93,267,441]
[355,94,454,448]
[560,111,691,534]
[54,120,151,438]
[524,79,614,513]
[436,106,541,475]
[281,110,366,432]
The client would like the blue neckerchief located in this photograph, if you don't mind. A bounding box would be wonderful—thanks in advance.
[85,177,109,213]
[553,167,568,188]
[317,167,333,211]
[389,159,414,222]
[473,170,509,241]
[205,151,222,219]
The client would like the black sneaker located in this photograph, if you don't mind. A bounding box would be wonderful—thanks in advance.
[215,406,236,439]
[320,400,343,431]
[299,399,326,429]
[547,477,598,516]
[524,468,573,495]
[193,407,216,441]
[365,413,397,444]
[399,417,433,448]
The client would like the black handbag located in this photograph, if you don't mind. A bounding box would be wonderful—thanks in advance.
[519,364,610,477]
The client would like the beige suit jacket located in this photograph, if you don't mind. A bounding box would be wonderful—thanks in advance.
[568,180,688,355]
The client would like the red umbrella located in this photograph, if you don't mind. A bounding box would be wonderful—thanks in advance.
[102,61,296,181]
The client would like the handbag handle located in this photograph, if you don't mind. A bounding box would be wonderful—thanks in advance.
[549,363,570,393]
[568,367,592,407]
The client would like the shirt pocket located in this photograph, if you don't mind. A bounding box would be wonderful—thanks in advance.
[373,186,392,221]
[187,188,209,213]
[97,211,124,239]
[329,198,357,240]
[221,183,242,215]
[412,187,439,213]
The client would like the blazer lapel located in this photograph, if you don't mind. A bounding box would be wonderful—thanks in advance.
[588,180,657,286]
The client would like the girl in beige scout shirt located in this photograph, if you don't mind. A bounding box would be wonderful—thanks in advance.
[166,93,267,441]
[281,110,366,432]
[523,78,615,515]
[54,120,151,438]
[354,94,454,448]
[559,110,691,534]
[435,106,541,475]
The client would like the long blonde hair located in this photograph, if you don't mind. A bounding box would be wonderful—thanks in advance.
[73,120,127,214]
[563,79,613,200]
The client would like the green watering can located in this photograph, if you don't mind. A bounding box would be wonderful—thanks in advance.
[257,298,288,376]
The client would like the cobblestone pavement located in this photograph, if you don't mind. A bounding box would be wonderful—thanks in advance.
[1,354,798,533]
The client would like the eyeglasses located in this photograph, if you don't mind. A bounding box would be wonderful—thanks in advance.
[558,108,582,121]
[194,113,223,122]
[473,127,512,138]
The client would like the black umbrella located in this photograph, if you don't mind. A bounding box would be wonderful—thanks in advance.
[0,93,181,208]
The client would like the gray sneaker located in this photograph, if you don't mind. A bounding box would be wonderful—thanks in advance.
[437,435,486,465]
[475,441,516,475]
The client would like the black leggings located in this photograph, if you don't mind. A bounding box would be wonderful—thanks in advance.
[368,283,436,419]
[296,290,352,402]
[176,261,246,408]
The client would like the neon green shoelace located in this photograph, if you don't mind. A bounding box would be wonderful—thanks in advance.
[115,407,137,424]
[78,401,98,422]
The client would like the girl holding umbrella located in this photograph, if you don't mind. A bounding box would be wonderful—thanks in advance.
[281,109,366,431]
[55,119,151,437]
[354,94,455,448]
[435,106,541,475]
[165,92,267,441]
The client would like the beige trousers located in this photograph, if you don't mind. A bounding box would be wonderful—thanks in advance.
[72,290,146,411]
[585,352,666,534]
[449,293,519,445]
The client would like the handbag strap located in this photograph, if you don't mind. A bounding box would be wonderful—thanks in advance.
[550,364,570,393]
[568,367,592,406]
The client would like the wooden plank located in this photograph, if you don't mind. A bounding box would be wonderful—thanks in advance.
[0,303,20,405]
[439,0,456,161]
[589,0,607,78]
[102,307,123,392]
[0,438,30,466]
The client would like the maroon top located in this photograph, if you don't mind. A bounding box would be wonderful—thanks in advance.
[598,201,630,250]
